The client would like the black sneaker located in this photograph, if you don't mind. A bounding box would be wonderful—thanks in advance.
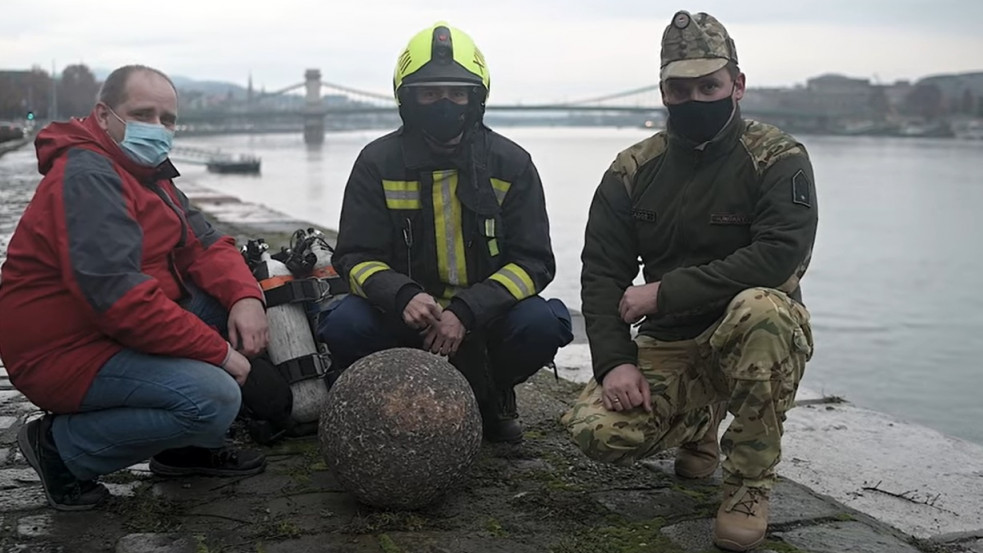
[17,415,110,511]
[481,388,524,444]
[149,446,266,477]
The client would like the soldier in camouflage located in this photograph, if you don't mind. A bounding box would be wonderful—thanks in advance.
[562,10,818,552]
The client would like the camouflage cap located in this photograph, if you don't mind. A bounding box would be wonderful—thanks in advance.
[660,10,738,81]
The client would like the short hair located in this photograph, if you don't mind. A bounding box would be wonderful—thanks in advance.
[725,61,741,80]
[97,65,177,108]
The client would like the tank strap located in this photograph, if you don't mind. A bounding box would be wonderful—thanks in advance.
[277,353,332,384]
[263,278,332,308]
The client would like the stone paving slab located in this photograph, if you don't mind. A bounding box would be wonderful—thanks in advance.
[0,416,17,431]
[775,520,923,553]
[0,486,46,511]
[0,468,40,489]
[16,513,53,539]
[659,518,715,551]
[114,533,197,553]
[0,391,23,405]
[769,479,847,527]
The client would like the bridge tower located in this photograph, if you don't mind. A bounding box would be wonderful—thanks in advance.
[303,69,324,145]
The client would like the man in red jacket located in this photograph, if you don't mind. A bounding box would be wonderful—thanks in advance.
[0,65,269,511]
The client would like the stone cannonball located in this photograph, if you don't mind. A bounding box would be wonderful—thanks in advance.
[318,347,482,509]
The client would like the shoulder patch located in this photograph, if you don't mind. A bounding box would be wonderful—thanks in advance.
[610,132,668,195]
[791,169,811,207]
[740,120,808,174]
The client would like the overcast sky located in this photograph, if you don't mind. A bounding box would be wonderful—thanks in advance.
[3,0,982,104]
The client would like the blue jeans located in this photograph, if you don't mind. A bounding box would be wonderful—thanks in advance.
[317,295,574,393]
[51,288,241,481]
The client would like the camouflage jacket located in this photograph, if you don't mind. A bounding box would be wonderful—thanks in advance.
[581,111,818,381]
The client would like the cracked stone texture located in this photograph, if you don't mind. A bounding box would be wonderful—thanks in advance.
[775,521,922,553]
[114,533,197,553]
[17,513,52,538]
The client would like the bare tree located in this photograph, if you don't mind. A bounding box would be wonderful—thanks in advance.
[0,68,52,120]
[58,64,101,118]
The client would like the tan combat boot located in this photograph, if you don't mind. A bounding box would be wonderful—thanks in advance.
[674,402,725,479]
[713,484,770,552]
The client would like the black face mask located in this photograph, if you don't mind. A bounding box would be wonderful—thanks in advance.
[666,95,735,144]
[405,98,469,143]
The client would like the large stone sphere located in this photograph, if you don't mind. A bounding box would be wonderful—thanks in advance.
[318,347,482,509]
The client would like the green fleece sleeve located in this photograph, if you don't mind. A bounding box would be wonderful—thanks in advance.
[581,172,641,382]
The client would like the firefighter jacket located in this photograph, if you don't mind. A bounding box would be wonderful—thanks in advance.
[332,127,556,330]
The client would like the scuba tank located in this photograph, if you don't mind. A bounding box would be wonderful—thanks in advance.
[249,240,331,425]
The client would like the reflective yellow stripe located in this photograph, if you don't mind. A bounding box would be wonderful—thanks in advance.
[483,218,498,256]
[382,180,421,210]
[432,170,468,287]
[441,285,465,302]
[489,263,535,300]
[436,284,465,307]
[349,261,391,297]
[490,178,512,206]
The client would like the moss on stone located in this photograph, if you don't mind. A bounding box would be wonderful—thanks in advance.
[110,483,182,533]
[760,539,807,553]
[345,511,430,534]
[252,518,302,541]
[549,518,685,553]
[378,534,401,553]
[485,517,508,538]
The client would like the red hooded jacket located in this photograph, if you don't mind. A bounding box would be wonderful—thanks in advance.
[0,115,263,413]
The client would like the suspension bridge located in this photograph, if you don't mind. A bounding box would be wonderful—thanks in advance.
[177,69,830,144]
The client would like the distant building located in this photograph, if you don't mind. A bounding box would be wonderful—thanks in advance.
[800,74,874,117]
[741,86,801,113]
[744,75,878,118]
[881,80,912,114]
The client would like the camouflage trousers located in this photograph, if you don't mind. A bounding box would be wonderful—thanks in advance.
[561,288,813,489]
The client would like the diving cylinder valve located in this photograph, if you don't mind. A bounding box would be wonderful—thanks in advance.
[304,228,346,310]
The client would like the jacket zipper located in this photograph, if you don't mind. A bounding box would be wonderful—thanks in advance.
[148,182,190,295]
[148,183,188,248]
[402,217,413,279]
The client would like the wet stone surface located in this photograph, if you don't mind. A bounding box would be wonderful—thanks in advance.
[114,533,197,553]
[16,513,52,538]
[775,520,923,553]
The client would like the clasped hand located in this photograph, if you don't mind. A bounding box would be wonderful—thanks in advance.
[619,281,660,324]
[403,292,465,357]
[222,297,269,386]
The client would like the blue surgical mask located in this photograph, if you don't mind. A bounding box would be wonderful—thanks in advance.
[109,108,174,167]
